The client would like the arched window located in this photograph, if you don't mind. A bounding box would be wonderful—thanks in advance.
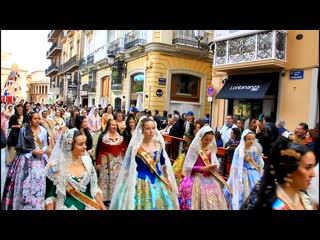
[114,97,121,112]
[132,73,144,93]
[130,73,144,106]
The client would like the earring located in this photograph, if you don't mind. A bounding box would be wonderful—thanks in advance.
[284,173,293,187]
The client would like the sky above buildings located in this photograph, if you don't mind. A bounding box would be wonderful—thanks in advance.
[1,30,51,72]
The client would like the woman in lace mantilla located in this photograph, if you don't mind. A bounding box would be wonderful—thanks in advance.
[224,129,264,210]
[45,128,106,210]
[178,125,228,210]
[110,117,179,210]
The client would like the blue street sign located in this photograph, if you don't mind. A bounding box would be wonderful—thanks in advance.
[290,70,304,80]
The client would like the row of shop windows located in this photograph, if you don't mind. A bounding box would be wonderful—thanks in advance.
[86,71,280,123]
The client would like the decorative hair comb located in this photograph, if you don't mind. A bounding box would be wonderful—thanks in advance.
[61,128,78,151]
[280,149,301,159]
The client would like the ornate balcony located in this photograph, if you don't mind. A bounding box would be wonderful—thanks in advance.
[124,30,147,49]
[107,38,124,56]
[45,64,59,76]
[172,30,209,49]
[86,53,94,66]
[79,57,87,69]
[48,30,61,42]
[61,55,79,73]
[213,30,287,73]
[46,42,62,59]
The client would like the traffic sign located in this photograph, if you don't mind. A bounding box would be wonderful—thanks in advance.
[207,85,214,96]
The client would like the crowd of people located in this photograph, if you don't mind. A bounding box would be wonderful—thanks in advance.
[0,100,319,210]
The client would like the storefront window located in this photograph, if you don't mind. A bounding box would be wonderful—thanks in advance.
[232,99,262,121]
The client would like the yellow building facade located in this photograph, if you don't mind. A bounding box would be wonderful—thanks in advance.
[80,30,214,119]
[211,30,319,131]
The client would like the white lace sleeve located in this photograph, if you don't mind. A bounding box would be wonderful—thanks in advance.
[85,156,102,197]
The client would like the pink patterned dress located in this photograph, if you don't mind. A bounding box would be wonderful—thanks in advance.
[178,153,228,210]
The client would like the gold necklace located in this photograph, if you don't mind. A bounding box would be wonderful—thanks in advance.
[277,184,300,209]
[143,141,154,147]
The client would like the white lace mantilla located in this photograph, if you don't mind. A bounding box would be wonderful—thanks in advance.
[102,132,123,145]
[45,154,102,209]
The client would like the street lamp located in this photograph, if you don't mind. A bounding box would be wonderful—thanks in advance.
[107,54,127,76]
[107,54,115,66]
[107,54,127,91]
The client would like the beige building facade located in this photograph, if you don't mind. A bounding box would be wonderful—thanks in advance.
[26,70,50,104]
[46,30,82,105]
[211,30,319,132]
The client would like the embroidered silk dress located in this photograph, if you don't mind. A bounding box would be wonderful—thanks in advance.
[96,133,126,202]
[178,153,228,210]
[1,125,48,210]
[111,146,179,210]
[224,148,263,210]
[134,149,178,210]
[45,155,102,210]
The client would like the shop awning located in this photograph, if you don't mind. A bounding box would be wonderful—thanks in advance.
[215,78,272,99]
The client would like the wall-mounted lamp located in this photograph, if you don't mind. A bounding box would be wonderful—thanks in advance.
[107,54,115,65]
[194,30,215,52]
[222,77,228,84]
[107,54,127,78]
[108,53,127,91]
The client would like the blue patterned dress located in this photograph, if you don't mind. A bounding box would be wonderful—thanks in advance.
[224,149,263,210]
[134,150,178,209]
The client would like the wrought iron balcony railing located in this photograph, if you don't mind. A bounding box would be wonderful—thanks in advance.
[62,55,79,73]
[46,41,62,58]
[87,53,94,66]
[107,38,124,55]
[79,58,87,69]
[172,30,209,49]
[45,64,58,76]
[48,30,61,42]
[124,30,147,49]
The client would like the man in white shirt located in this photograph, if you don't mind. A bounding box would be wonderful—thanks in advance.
[220,114,237,147]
